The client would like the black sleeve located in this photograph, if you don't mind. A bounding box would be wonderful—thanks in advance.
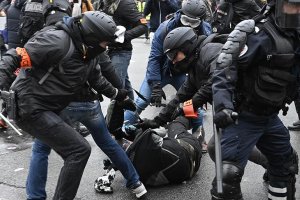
[88,64,117,99]
[98,52,123,89]
[0,49,20,90]
[176,76,197,103]
[191,44,223,108]
[143,0,152,16]
[212,31,269,112]
[120,0,148,41]
[25,30,70,69]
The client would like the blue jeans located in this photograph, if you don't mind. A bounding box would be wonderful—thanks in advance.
[109,50,134,100]
[221,111,293,175]
[26,101,140,200]
[124,75,203,131]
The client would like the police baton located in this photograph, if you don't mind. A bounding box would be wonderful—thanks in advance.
[0,112,22,136]
[212,101,223,194]
[212,102,238,194]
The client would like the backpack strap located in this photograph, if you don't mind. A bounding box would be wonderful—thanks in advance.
[38,38,75,85]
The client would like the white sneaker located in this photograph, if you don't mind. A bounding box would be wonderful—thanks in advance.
[130,181,147,198]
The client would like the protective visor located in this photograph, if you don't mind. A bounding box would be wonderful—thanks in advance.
[165,48,179,61]
[275,0,300,29]
[180,14,201,28]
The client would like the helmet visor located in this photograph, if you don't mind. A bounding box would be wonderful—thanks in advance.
[165,49,179,61]
[275,0,300,29]
[180,14,201,28]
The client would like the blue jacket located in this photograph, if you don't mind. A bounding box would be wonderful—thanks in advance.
[145,11,211,84]
[143,0,180,32]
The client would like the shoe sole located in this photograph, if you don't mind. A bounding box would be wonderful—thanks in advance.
[131,184,147,198]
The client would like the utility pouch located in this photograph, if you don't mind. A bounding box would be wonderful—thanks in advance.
[0,90,17,120]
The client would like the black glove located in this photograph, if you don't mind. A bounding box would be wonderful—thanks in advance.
[117,97,136,112]
[213,109,236,128]
[135,117,164,130]
[170,105,184,120]
[115,89,128,101]
[150,82,166,107]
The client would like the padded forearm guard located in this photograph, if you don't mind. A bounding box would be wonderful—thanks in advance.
[217,20,255,70]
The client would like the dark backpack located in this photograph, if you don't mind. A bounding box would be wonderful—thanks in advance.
[211,2,234,34]
[19,0,44,46]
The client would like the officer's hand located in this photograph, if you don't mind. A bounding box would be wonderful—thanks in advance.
[117,97,136,112]
[135,117,164,129]
[213,109,237,128]
[150,82,166,107]
[115,89,128,101]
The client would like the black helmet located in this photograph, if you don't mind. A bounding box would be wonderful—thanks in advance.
[43,0,72,19]
[163,27,198,61]
[80,11,117,46]
[181,0,207,19]
[275,0,300,30]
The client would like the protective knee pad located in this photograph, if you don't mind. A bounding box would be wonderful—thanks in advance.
[268,149,298,200]
[211,161,244,200]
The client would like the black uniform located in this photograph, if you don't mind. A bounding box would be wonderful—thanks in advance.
[211,12,299,200]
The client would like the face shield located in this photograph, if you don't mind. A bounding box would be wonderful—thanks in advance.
[165,48,179,61]
[180,14,202,28]
[275,0,300,29]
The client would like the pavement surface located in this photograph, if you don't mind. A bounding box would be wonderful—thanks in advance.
[0,37,299,200]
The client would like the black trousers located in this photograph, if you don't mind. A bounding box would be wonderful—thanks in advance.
[17,111,91,200]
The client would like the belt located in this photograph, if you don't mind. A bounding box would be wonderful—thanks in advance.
[240,103,280,116]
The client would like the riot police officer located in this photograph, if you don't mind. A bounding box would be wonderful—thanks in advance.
[211,1,299,199]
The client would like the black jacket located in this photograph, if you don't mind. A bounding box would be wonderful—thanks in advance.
[104,0,147,51]
[159,37,223,121]
[0,27,116,118]
[212,17,297,115]
[6,0,26,49]
[73,51,123,102]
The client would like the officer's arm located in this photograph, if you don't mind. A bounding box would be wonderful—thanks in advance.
[88,65,117,99]
[145,22,168,83]
[121,0,148,41]
[97,52,123,89]
[212,20,256,112]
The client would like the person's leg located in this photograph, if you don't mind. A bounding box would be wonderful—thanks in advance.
[211,111,267,200]
[79,102,140,186]
[63,101,146,196]
[26,139,51,200]
[17,111,91,200]
[257,115,298,200]
[124,78,152,125]
[109,51,134,99]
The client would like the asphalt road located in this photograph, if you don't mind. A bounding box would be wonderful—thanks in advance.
[0,38,299,200]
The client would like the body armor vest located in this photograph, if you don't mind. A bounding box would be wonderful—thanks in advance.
[242,20,296,111]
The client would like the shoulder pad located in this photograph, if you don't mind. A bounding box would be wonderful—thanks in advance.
[234,19,255,34]
[222,40,240,55]
[228,30,247,43]
[217,52,233,68]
